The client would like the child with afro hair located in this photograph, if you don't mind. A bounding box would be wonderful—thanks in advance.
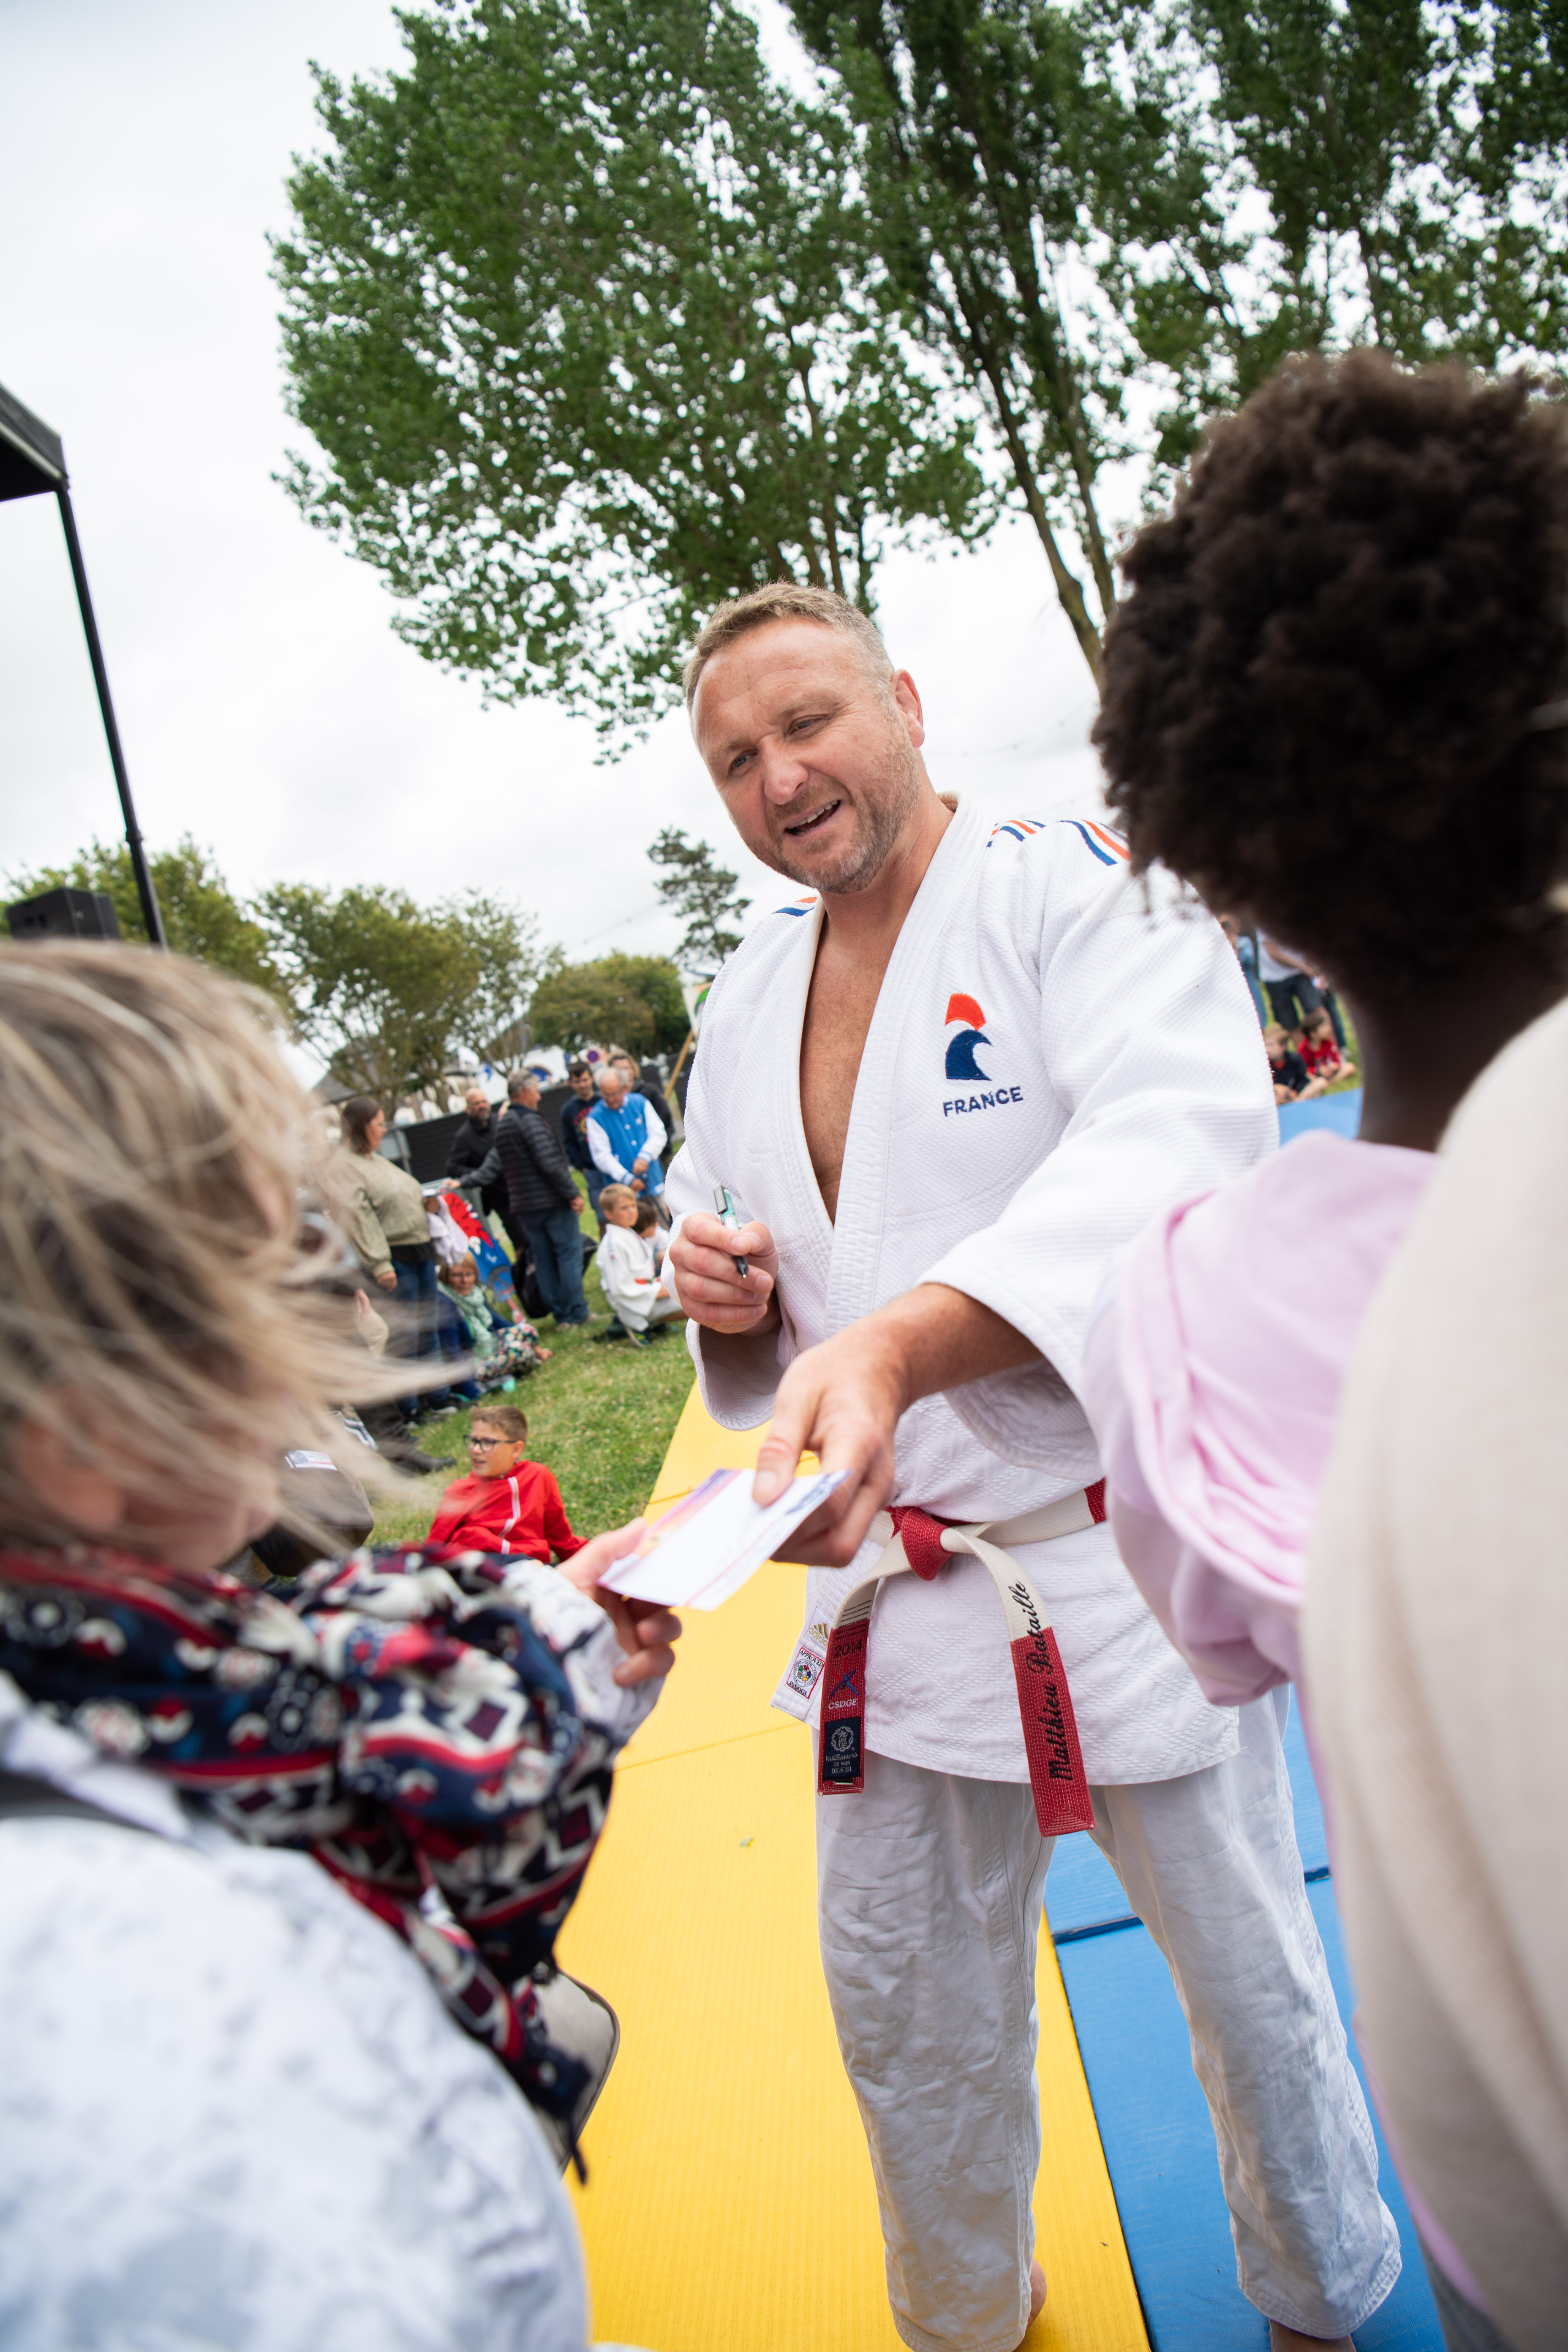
[1082,348,1568,2347]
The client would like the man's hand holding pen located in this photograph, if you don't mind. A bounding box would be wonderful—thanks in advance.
[667,1209,781,1337]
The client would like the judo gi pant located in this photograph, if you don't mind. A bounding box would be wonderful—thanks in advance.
[815,1696,1400,2352]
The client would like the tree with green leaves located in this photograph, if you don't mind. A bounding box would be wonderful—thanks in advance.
[788,0,1144,673]
[275,0,988,743]
[256,882,547,1095]
[647,827,751,975]
[789,0,1568,674]
[527,953,689,1059]
[1099,0,1568,482]
[5,837,283,995]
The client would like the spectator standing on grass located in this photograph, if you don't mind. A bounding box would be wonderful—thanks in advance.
[588,1064,667,1217]
[1220,914,1269,1027]
[495,1072,591,1328]
[560,1061,608,1230]
[1258,936,1324,1030]
[339,1096,451,1422]
[445,1083,517,1239]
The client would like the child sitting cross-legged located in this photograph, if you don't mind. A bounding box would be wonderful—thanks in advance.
[1263,1020,1327,1103]
[428,1404,583,1563]
[593,1184,685,1347]
[1298,1004,1357,1085]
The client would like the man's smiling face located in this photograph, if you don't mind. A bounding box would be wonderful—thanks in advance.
[692,618,926,895]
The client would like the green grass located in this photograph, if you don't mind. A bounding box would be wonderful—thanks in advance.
[373,1184,695,1546]
[1323,1004,1362,1096]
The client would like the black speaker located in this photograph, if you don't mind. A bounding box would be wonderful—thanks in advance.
[6,887,122,942]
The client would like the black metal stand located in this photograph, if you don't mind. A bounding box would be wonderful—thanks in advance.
[54,484,166,947]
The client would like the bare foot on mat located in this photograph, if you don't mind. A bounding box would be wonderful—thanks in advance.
[1013,2258,1047,2344]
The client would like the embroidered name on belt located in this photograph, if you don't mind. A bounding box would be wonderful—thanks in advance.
[800,1497,1101,1839]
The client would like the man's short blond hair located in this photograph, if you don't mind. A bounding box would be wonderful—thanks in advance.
[683,583,893,708]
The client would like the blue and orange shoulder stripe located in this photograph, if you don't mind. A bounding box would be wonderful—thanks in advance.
[774,893,819,918]
[986,815,1129,867]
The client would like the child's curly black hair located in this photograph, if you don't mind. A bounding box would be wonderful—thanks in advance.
[1093,350,1568,1002]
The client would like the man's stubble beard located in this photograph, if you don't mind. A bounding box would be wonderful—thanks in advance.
[766,722,923,896]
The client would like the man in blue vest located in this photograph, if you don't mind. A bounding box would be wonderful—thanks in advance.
[587,1064,668,1218]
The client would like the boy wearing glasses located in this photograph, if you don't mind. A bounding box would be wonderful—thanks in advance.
[427,1405,583,1563]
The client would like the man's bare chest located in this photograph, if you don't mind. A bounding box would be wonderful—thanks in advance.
[798,955,886,1221]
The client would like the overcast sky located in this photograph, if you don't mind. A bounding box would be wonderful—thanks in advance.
[0,0,1108,986]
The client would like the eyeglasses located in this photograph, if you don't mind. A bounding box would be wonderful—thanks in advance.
[466,1435,513,1453]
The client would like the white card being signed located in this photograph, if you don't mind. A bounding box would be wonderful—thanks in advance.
[599,1465,845,1610]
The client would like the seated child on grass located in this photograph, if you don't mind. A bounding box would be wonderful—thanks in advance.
[635,1195,666,1263]
[438,1253,550,1388]
[427,1404,583,1563]
[1263,1021,1327,1103]
[593,1184,684,1342]
[1298,1005,1357,1084]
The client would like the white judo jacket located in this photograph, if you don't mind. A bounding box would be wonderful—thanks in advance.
[664,799,1277,1786]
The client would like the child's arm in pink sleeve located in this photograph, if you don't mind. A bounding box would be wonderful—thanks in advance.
[1081,1297,1298,1704]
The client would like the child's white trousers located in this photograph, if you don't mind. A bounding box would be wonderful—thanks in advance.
[814,1694,1401,2352]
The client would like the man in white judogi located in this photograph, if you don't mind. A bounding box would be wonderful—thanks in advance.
[664,585,1398,2352]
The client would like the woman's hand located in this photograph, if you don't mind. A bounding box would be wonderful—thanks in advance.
[558,1519,682,1686]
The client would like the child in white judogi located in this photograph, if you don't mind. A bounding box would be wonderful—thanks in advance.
[594,1186,683,1341]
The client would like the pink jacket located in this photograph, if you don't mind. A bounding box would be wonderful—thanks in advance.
[1080,1130,1434,1705]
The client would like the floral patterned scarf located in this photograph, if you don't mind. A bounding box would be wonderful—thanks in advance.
[0,1540,621,2130]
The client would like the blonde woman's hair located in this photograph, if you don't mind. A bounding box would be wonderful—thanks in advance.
[683,583,893,708]
[0,942,416,1554]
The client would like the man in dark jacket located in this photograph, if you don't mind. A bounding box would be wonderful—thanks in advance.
[444,1085,517,1234]
[490,1072,590,1326]
[559,1061,608,1232]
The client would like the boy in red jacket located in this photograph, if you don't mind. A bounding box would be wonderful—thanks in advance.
[427,1405,583,1563]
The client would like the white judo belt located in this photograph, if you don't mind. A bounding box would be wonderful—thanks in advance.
[772,1488,1103,1838]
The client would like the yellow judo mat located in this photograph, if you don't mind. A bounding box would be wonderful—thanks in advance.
[559,1382,1149,2352]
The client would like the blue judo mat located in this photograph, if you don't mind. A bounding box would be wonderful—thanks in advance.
[1279,1087,1362,1143]
[1045,1699,1443,2349]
